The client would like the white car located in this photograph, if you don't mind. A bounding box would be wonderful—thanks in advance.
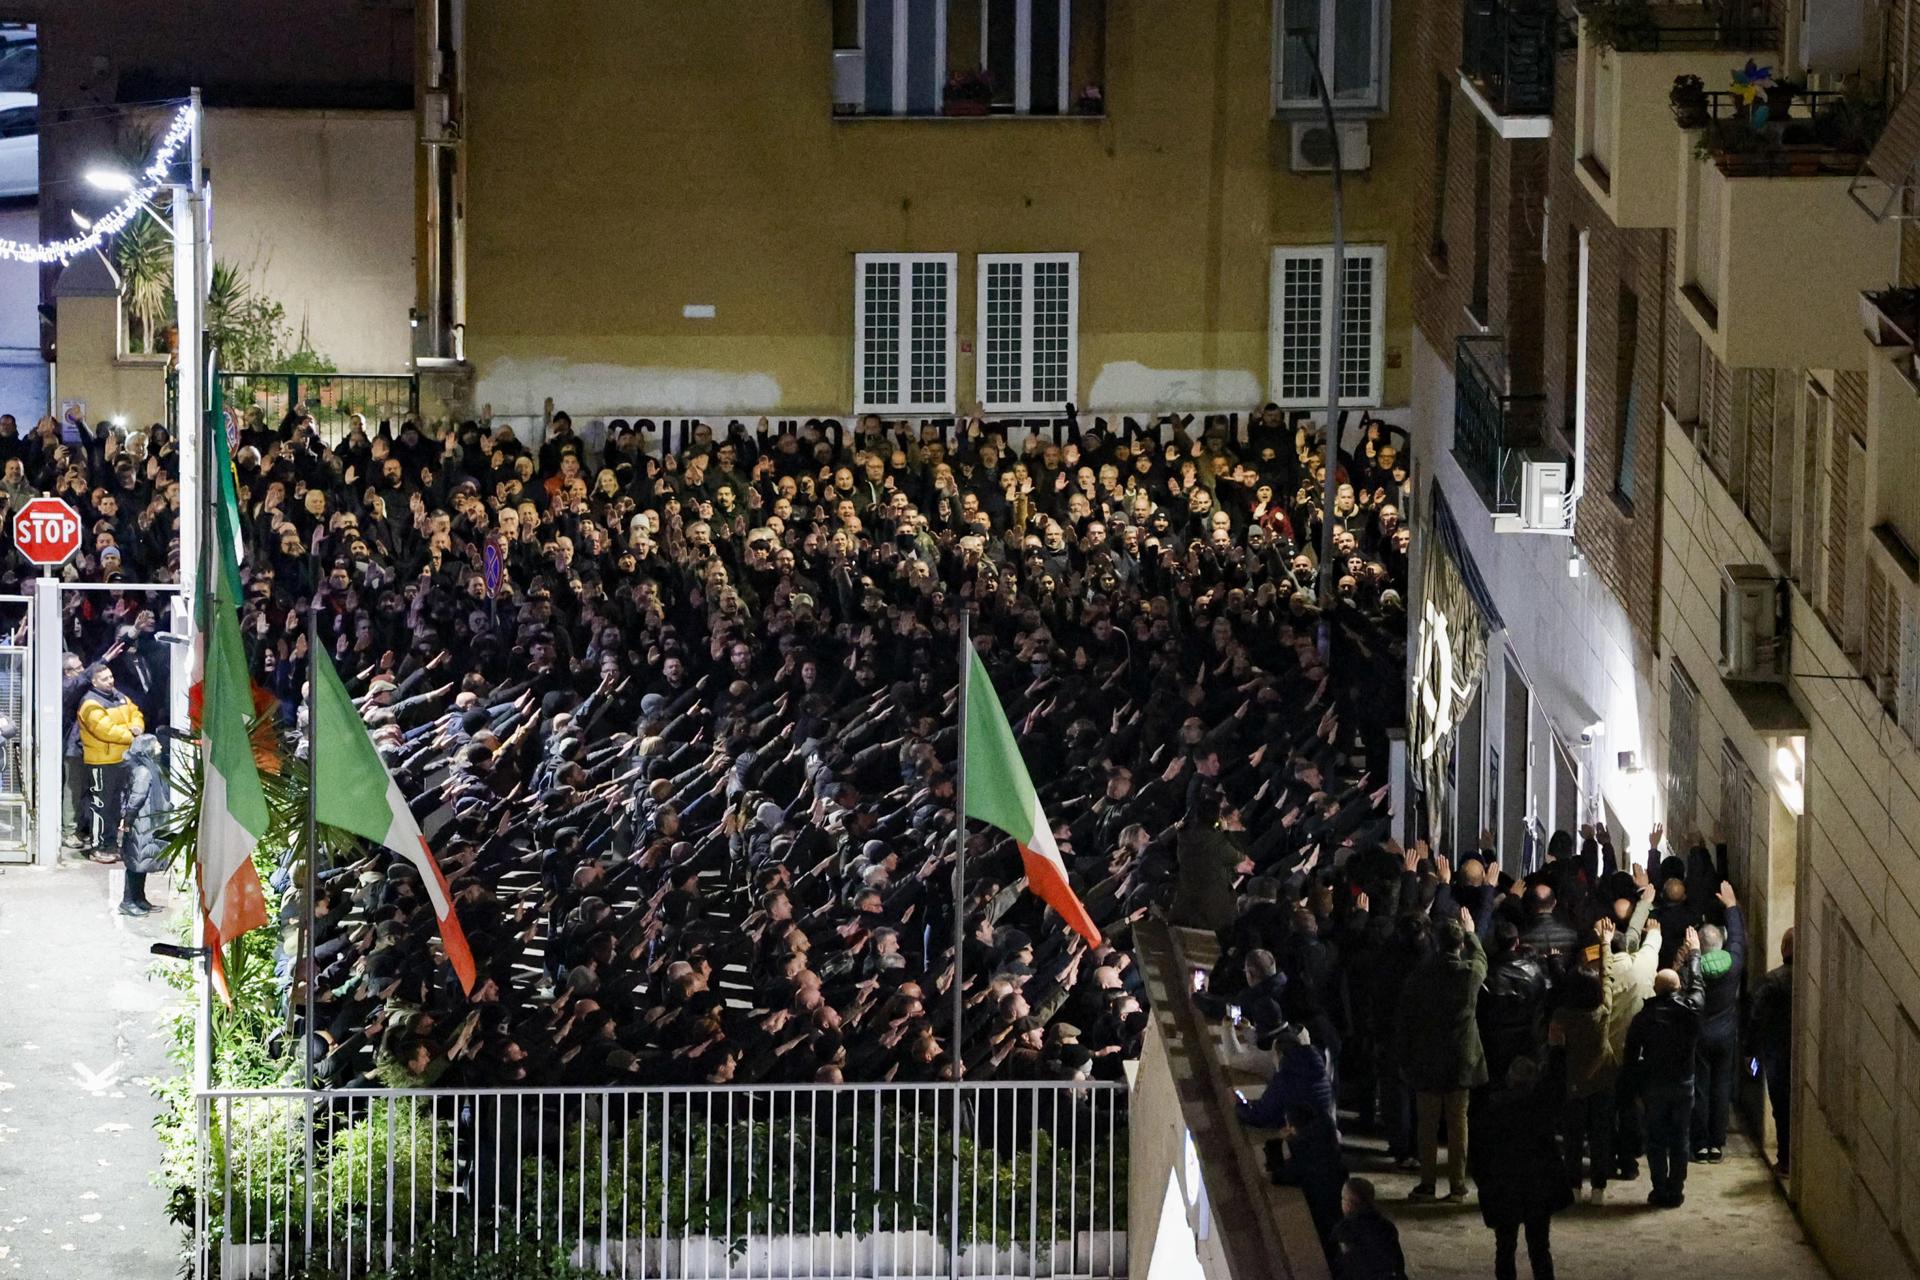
[0,89,35,201]
[0,30,35,202]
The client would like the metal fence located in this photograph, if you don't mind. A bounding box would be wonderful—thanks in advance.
[195,1082,1128,1280]
[171,371,420,444]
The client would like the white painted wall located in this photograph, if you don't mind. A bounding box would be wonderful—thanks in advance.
[202,109,413,373]
[1409,331,1661,854]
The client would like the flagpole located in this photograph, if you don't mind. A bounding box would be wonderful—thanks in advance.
[949,610,969,1280]
[302,568,320,1091]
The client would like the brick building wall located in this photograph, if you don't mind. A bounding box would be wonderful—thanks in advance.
[1407,0,1548,393]
[1542,28,1664,651]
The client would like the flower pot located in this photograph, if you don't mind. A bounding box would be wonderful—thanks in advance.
[942,99,990,117]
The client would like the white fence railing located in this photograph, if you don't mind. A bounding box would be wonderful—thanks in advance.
[195,1082,1128,1280]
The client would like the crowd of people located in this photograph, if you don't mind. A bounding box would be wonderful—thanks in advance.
[1229,821,1793,1278]
[8,387,1797,1279]
[5,398,1419,1096]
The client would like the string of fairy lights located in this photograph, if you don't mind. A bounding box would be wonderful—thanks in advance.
[0,101,193,265]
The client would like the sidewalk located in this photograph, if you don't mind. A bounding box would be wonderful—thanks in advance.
[1345,1124,1828,1279]
[0,860,188,1279]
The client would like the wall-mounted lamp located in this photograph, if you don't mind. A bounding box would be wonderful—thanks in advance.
[1770,734,1806,816]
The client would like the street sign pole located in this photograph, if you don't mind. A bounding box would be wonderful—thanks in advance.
[29,573,60,867]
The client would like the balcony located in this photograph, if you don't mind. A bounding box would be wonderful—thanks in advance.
[1460,0,1555,138]
[1861,315,1920,568]
[1452,334,1559,519]
[1572,4,1775,227]
[1675,90,1898,370]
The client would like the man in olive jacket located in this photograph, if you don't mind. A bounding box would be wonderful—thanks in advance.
[1396,906,1487,1200]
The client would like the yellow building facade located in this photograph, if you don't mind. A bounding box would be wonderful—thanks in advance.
[423,0,1427,432]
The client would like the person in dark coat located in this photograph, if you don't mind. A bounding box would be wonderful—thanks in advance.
[1477,919,1548,1087]
[1691,880,1745,1162]
[1238,1022,1336,1128]
[1622,929,1705,1208]
[1169,792,1245,934]
[1750,925,1794,1175]
[117,733,165,915]
[1329,1177,1407,1280]
[1268,1101,1347,1267]
[1394,907,1486,1199]
[1469,1045,1572,1280]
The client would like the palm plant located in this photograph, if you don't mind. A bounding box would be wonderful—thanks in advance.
[115,208,173,354]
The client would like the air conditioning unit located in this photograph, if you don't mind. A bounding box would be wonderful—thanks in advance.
[1289,120,1371,174]
[1719,564,1788,682]
[1517,457,1571,531]
[832,50,867,114]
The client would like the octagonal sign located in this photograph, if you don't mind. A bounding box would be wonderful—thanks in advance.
[11,495,83,567]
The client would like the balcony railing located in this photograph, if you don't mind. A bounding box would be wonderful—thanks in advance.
[1685,87,1886,177]
[1462,0,1556,117]
[192,1082,1128,1279]
[1453,335,1548,515]
[1579,0,1777,53]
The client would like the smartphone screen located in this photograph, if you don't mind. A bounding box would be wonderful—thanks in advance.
[1228,1005,1243,1024]
[1191,968,1209,994]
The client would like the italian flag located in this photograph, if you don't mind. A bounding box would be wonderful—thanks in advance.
[310,647,477,995]
[961,646,1102,947]
[197,493,271,953]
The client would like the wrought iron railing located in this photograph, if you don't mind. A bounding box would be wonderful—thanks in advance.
[1453,335,1547,516]
[1462,0,1556,116]
[1686,88,1885,176]
[192,1082,1128,1280]
[218,372,421,444]
[1580,0,1777,52]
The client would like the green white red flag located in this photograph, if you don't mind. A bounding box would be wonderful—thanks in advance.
[310,646,477,995]
[196,486,271,956]
[961,646,1102,947]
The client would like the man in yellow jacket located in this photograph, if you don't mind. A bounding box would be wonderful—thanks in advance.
[74,663,143,859]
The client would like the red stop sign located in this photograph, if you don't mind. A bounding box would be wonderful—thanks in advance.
[11,495,83,567]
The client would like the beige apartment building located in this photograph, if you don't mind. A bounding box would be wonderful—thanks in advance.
[1408,2,1920,1276]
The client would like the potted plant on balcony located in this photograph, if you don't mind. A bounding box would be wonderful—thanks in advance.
[943,68,992,116]
[1670,74,1710,127]
[1075,84,1104,115]
[1579,0,1658,52]
[1765,77,1802,122]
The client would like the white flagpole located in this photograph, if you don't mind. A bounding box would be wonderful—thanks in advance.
[949,610,970,1279]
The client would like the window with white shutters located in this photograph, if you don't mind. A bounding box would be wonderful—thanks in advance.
[977,253,1078,412]
[1821,897,1861,1147]
[1719,741,1759,900]
[1824,421,1866,653]
[855,253,956,413]
[1866,561,1898,712]
[1898,1011,1920,1247]
[1667,661,1699,834]
[1269,245,1385,409]
[1899,600,1920,750]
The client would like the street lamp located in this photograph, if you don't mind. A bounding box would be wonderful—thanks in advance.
[83,166,136,192]
[1289,27,1346,668]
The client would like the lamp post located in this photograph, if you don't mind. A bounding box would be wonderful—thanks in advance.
[83,89,207,747]
[1290,30,1345,667]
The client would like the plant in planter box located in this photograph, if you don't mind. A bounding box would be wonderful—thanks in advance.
[1579,0,1659,52]
[1075,83,1104,115]
[1670,74,1710,127]
[943,68,992,115]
